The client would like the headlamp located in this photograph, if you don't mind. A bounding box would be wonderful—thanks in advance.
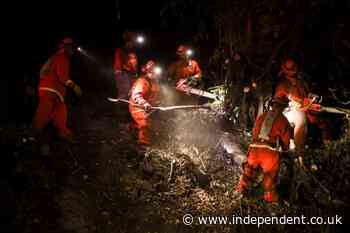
[154,66,162,75]
[136,35,145,44]
[186,49,193,56]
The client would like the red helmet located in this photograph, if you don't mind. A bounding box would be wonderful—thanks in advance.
[58,37,74,49]
[141,60,155,74]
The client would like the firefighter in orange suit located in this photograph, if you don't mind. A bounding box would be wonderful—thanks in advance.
[274,58,330,162]
[167,45,202,90]
[274,59,308,159]
[237,97,291,203]
[129,60,160,145]
[32,37,82,141]
[114,32,138,99]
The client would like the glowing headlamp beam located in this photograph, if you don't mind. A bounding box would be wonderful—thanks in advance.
[186,49,193,56]
[154,66,162,75]
[136,35,145,44]
[75,46,98,63]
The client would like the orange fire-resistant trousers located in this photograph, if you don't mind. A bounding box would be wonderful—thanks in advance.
[237,147,280,202]
[33,91,72,140]
[129,106,152,145]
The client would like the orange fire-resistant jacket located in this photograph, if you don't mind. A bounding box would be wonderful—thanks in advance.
[129,76,160,109]
[274,76,309,108]
[252,110,291,151]
[38,49,71,102]
[167,59,202,83]
[114,48,137,73]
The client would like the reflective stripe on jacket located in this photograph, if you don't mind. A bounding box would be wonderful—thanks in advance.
[38,49,70,101]
[253,110,291,151]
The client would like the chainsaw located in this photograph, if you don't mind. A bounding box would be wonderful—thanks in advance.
[175,79,223,101]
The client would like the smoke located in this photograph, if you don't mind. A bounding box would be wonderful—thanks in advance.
[169,109,222,147]
[158,108,246,177]
[155,86,246,168]
[158,83,178,106]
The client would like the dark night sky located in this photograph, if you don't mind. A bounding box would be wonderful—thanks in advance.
[21,0,173,74]
[21,0,162,39]
[17,1,350,82]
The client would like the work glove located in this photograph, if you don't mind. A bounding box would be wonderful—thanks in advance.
[72,84,82,97]
[65,80,82,97]
[251,81,257,89]
[143,103,152,113]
